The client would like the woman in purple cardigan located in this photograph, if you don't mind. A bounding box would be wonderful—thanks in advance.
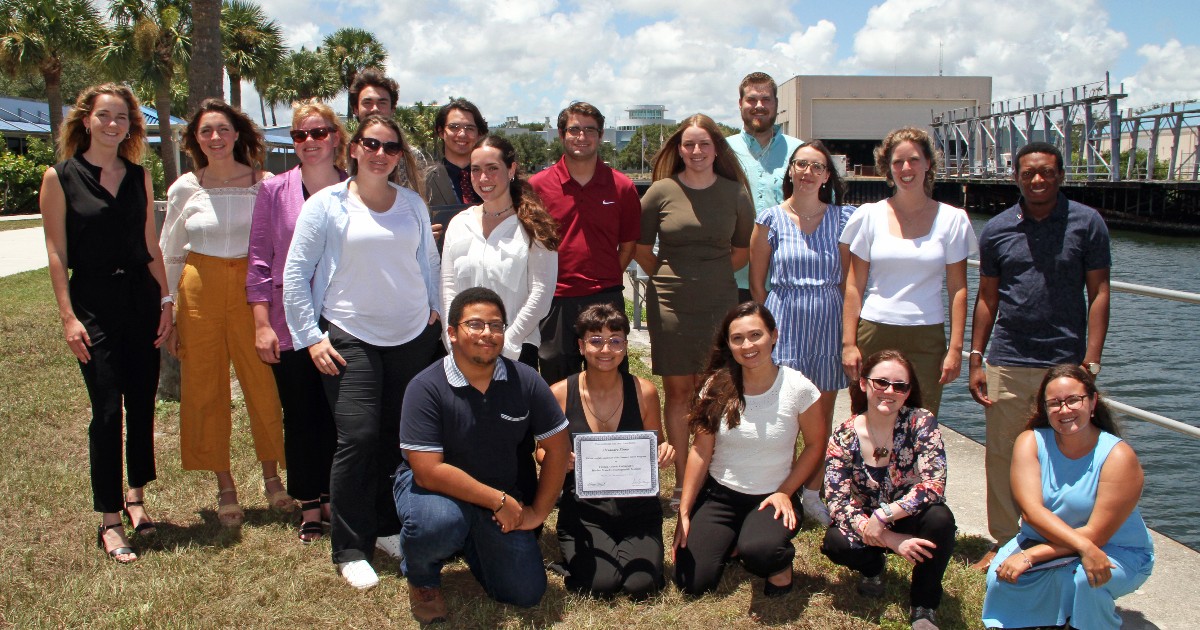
[246,101,348,542]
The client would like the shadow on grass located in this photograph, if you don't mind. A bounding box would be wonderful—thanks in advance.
[133,506,298,554]
[953,533,995,565]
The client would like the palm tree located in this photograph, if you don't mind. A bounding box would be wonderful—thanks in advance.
[321,28,387,117]
[102,0,190,183]
[269,47,340,105]
[221,0,283,110]
[0,0,105,143]
[187,0,221,114]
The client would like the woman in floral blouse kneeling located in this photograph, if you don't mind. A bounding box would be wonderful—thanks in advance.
[821,349,955,630]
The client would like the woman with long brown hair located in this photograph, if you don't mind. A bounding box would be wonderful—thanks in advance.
[41,83,173,562]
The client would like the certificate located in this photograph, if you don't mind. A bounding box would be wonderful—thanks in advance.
[574,431,659,499]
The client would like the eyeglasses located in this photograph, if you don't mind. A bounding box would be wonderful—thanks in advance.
[585,336,626,350]
[290,126,335,142]
[458,319,506,334]
[565,126,601,138]
[1018,167,1060,182]
[1045,395,1087,411]
[791,159,827,173]
[865,377,911,394]
[445,123,478,135]
[357,137,403,156]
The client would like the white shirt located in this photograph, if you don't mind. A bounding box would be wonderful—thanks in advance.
[161,172,265,297]
[708,366,820,495]
[841,200,978,326]
[440,207,558,359]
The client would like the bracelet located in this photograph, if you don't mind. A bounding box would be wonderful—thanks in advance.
[873,509,888,524]
[879,502,895,522]
[969,349,984,361]
[492,492,507,513]
[1018,549,1033,568]
[160,295,175,308]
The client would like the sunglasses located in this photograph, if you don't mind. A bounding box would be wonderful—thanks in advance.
[865,377,911,394]
[357,136,404,156]
[290,126,334,142]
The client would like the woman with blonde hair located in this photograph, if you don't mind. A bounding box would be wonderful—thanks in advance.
[41,83,173,562]
[246,100,347,542]
[634,114,753,506]
[840,127,977,416]
[161,98,287,527]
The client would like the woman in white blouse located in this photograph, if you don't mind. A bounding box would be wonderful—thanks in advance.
[441,134,559,367]
[840,127,977,417]
[161,99,287,527]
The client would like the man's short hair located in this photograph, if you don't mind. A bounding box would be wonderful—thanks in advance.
[434,99,489,137]
[1015,141,1065,173]
[556,102,605,138]
[449,287,507,327]
[739,72,777,100]
[349,68,398,114]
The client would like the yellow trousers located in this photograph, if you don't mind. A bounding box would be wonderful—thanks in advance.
[177,252,284,471]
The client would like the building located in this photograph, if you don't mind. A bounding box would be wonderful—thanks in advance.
[776,75,992,173]
[617,105,675,131]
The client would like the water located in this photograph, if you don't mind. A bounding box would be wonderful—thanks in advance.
[939,213,1200,549]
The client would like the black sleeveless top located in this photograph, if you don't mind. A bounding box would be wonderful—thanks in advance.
[562,372,663,520]
[53,155,152,275]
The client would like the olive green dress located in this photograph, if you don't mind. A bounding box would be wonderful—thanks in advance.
[639,175,754,375]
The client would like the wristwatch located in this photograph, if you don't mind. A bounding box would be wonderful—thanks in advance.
[1085,362,1101,376]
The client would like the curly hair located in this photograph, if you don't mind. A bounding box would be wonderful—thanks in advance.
[651,114,748,190]
[1026,364,1120,436]
[58,83,147,163]
[292,99,348,170]
[782,139,847,205]
[472,135,560,251]
[688,302,777,435]
[182,98,265,169]
[349,115,424,196]
[874,126,940,197]
[348,68,398,117]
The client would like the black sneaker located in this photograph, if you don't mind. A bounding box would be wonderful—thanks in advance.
[763,573,793,598]
[910,606,938,630]
[857,573,884,598]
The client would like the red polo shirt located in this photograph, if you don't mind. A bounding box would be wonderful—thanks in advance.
[530,157,641,297]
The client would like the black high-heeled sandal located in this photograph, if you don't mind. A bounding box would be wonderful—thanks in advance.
[298,500,323,544]
[97,523,137,563]
[123,500,157,535]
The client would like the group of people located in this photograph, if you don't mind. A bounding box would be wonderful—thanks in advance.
[41,68,1151,629]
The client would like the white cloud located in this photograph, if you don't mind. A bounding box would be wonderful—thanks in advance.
[1121,40,1200,107]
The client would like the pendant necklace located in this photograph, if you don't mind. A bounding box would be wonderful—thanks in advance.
[864,418,891,459]
[481,204,513,218]
[580,373,620,426]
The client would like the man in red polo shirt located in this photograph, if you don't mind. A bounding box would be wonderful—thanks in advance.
[529,102,641,384]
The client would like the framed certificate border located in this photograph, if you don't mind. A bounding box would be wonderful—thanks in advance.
[573,431,660,499]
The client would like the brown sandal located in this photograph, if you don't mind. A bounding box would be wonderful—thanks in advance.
[263,475,295,512]
[217,488,244,528]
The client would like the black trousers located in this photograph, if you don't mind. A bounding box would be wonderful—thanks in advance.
[557,494,664,598]
[674,477,800,595]
[537,288,628,385]
[820,503,957,609]
[272,348,336,501]
[322,320,440,564]
[71,268,161,514]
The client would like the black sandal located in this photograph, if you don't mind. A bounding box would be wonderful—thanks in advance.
[123,500,157,535]
[298,500,323,544]
[97,523,137,563]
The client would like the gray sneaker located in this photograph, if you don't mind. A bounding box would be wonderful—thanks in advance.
[802,494,832,527]
[910,606,938,630]
[857,573,884,598]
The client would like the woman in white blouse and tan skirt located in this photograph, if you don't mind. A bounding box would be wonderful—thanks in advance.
[161,99,287,527]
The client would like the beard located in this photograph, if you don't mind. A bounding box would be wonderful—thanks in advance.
[743,112,776,133]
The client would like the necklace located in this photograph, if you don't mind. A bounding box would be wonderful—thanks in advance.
[200,167,252,187]
[863,417,891,460]
[580,373,621,426]
[481,204,514,218]
[785,199,826,221]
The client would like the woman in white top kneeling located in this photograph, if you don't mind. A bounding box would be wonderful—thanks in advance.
[673,301,828,601]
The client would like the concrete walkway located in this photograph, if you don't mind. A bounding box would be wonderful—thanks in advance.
[0,224,47,277]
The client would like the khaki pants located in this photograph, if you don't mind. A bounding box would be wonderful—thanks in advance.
[983,364,1047,543]
[177,253,284,471]
[857,320,947,417]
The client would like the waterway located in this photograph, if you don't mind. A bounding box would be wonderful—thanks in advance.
[941,213,1200,550]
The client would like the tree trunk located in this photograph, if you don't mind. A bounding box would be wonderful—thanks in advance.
[228,71,242,110]
[43,62,64,146]
[259,94,267,127]
[187,0,223,115]
[155,81,179,192]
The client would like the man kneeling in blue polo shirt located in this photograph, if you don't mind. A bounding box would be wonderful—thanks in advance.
[395,287,571,624]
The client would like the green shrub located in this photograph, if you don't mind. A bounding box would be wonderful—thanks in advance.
[0,152,46,214]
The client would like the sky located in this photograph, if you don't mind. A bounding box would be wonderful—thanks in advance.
[244,0,1200,128]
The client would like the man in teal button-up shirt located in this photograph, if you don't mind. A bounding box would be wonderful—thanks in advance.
[729,72,804,302]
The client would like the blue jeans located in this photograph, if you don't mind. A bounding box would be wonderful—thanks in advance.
[393,468,547,607]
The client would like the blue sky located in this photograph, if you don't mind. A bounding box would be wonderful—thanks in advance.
[247,0,1200,128]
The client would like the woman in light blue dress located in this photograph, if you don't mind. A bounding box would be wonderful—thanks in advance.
[748,139,853,525]
[982,364,1154,630]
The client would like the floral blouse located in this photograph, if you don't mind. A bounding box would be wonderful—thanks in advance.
[824,406,948,546]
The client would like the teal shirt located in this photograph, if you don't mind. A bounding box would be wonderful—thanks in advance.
[730,126,803,290]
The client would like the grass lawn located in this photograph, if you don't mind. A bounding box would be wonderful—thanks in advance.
[0,217,42,232]
[0,270,987,628]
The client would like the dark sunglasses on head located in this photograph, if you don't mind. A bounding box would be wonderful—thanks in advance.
[358,136,403,156]
[865,376,911,394]
[290,126,334,142]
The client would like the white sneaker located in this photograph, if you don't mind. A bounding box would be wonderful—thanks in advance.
[801,488,832,527]
[375,534,403,561]
[338,560,379,590]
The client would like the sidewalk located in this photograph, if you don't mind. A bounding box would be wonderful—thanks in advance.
[0,225,47,277]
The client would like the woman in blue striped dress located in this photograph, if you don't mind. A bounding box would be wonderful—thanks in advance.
[749,140,854,524]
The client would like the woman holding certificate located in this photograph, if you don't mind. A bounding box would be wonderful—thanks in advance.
[673,302,826,599]
[538,304,672,598]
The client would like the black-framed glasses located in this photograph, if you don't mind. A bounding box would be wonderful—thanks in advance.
[865,377,911,394]
[565,126,601,138]
[358,137,403,156]
[458,319,506,334]
[446,123,478,135]
[290,126,335,142]
[1045,395,1087,411]
[791,159,827,173]
[585,336,626,350]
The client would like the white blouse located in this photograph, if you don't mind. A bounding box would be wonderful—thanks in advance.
[440,207,558,359]
[161,172,265,297]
